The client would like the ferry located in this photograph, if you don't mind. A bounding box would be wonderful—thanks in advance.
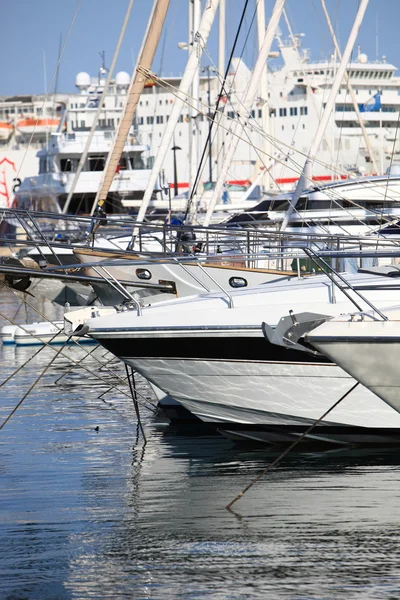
[1,33,399,212]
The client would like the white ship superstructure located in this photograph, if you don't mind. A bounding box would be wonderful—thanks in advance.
[14,71,157,214]
[1,33,400,212]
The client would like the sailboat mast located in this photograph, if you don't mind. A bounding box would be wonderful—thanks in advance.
[91,0,171,216]
[256,0,270,191]
[217,0,226,176]
[131,0,220,239]
[280,0,369,231]
[189,0,201,202]
[320,0,378,174]
[62,0,136,215]
[203,0,286,227]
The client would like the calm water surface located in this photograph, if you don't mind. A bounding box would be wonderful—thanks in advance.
[1,290,400,599]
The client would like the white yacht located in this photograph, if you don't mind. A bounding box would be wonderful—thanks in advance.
[14,129,154,214]
[228,170,400,236]
[65,271,400,446]
[12,71,156,215]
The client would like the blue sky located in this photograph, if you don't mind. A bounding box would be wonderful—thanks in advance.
[2,0,400,96]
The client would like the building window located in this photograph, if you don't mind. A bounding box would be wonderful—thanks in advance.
[228,111,235,118]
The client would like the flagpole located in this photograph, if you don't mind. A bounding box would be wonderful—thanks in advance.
[380,106,383,174]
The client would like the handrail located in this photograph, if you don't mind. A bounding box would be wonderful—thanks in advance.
[303,247,389,321]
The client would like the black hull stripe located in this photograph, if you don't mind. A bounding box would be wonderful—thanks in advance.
[96,336,331,363]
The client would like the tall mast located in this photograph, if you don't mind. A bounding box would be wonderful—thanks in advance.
[320,0,378,174]
[203,0,286,227]
[63,0,136,214]
[280,0,369,231]
[90,0,171,216]
[131,0,220,238]
[217,0,226,176]
[256,0,270,190]
[188,0,201,202]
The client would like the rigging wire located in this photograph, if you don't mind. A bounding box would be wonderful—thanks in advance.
[15,0,83,183]
[183,0,252,221]
[149,72,400,230]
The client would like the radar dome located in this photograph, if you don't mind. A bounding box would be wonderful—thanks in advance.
[358,53,368,64]
[75,72,91,89]
[115,71,130,87]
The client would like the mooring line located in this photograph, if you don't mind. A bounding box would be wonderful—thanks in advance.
[1,283,157,412]
[53,343,100,384]
[0,303,155,413]
[0,330,61,390]
[226,382,360,511]
[125,365,147,443]
[0,336,72,431]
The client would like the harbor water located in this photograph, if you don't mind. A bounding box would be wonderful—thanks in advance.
[2,291,400,599]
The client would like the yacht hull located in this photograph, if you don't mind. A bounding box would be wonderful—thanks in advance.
[93,332,400,444]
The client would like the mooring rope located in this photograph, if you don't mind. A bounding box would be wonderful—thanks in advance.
[226,382,360,510]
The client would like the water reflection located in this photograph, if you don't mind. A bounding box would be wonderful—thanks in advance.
[2,289,400,598]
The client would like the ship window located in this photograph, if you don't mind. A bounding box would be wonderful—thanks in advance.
[279,108,287,117]
[290,107,297,116]
[107,118,114,127]
[136,268,152,280]
[137,117,144,125]
[146,116,154,125]
[178,115,183,123]
[159,100,162,105]
[60,158,77,172]
[300,106,308,116]
[119,156,129,170]
[228,111,235,118]
[258,109,262,118]
[251,110,255,118]
[129,152,145,169]
[156,115,164,124]
[80,120,85,128]
[88,155,106,171]
[229,277,247,288]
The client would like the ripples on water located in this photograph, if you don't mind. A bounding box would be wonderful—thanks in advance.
[1,290,400,598]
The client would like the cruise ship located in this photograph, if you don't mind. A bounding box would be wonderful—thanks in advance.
[1,33,399,212]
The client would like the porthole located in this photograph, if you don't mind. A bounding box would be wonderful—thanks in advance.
[229,276,247,288]
[136,268,152,280]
